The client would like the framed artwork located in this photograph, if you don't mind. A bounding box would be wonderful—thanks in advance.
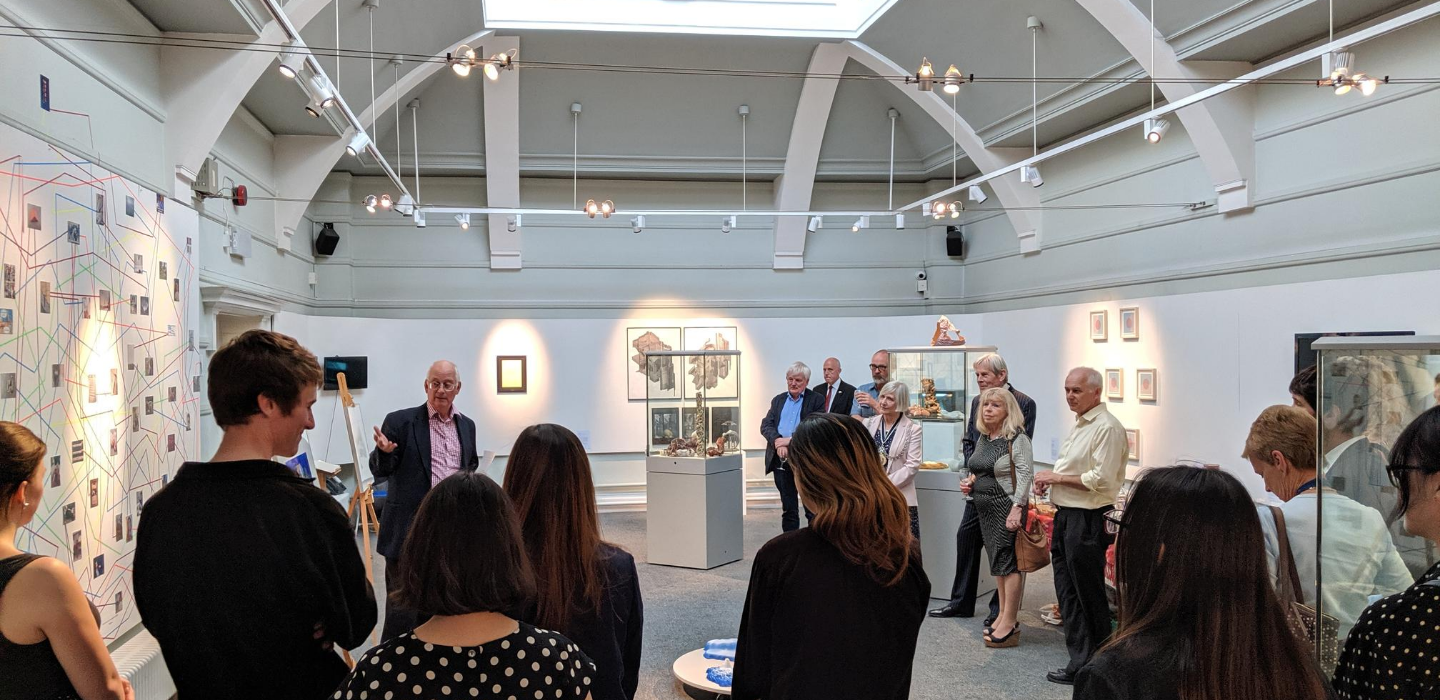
[1105,368,1124,400]
[681,407,706,440]
[495,355,527,394]
[1136,368,1157,402]
[682,326,738,400]
[1125,429,1141,463]
[1089,310,1107,341]
[650,407,679,446]
[709,406,739,446]
[626,327,680,401]
[1119,307,1140,340]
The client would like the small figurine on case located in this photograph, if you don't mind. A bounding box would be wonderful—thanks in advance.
[930,315,966,346]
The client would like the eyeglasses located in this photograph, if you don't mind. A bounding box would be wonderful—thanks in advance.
[869,364,887,370]
[426,380,460,392]
[1386,464,1427,487]
[1103,508,1126,535]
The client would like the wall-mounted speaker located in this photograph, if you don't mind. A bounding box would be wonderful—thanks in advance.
[314,222,340,256]
[946,225,964,259]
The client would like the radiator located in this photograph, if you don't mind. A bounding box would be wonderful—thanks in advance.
[111,630,176,700]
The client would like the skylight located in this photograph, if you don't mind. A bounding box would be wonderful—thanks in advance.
[481,0,902,39]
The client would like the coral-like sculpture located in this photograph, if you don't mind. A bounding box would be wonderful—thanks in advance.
[931,315,966,346]
[907,377,942,418]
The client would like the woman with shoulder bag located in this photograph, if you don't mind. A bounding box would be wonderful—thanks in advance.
[958,387,1033,648]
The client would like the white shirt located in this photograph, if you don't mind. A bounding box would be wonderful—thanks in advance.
[1322,435,1366,477]
[1257,490,1414,638]
[1049,403,1129,509]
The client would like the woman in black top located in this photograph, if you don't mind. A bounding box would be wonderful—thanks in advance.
[1334,407,1440,700]
[334,471,596,699]
[0,421,132,700]
[1074,466,1332,700]
[733,413,930,700]
[504,425,643,700]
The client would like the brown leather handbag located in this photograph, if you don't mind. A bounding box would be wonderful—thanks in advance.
[1268,505,1341,675]
[1007,439,1051,573]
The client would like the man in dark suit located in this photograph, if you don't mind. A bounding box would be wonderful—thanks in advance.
[931,352,1038,624]
[760,361,826,532]
[812,357,856,415]
[371,359,480,641]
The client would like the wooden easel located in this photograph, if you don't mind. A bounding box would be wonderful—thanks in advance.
[337,373,380,584]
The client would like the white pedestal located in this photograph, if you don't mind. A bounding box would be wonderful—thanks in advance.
[915,469,996,602]
[646,454,744,570]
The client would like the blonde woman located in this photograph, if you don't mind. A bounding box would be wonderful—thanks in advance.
[959,387,1034,648]
[863,382,923,538]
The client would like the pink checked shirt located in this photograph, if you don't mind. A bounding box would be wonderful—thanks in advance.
[429,408,462,487]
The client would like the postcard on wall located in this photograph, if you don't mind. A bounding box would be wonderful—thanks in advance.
[0,308,12,335]
[140,296,149,316]
[125,516,133,542]
[71,532,82,562]
[110,369,118,396]
[51,364,61,388]
[145,396,153,415]
[168,386,176,403]
[129,295,137,315]
[145,357,154,376]
[109,428,118,457]
[89,478,98,507]
[173,278,180,302]
[39,281,50,314]
[133,254,143,274]
[49,458,60,487]
[26,204,41,230]
[626,327,681,401]
[93,554,104,578]
[70,439,83,464]
[63,502,76,524]
[156,193,165,214]
[3,264,14,299]
[66,221,80,244]
[158,261,167,280]
[125,195,135,217]
[87,374,97,403]
[99,289,110,310]
[95,193,106,225]
[1,373,15,399]
[114,514,123,542]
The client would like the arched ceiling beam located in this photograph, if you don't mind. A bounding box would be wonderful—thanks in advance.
[771,43,848,270]
[840,41,1042,253]
[1076,0,1255,212]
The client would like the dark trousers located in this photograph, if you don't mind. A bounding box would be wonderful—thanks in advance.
[947,500,1001,619]
[1051,506,1114,675]
[772,467,814,532]
[908,506,921,541]
[381,555,429,642]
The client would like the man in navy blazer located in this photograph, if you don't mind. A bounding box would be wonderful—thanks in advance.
[370,360,479,641]
[812,357,857,415]
[760,361,826,532]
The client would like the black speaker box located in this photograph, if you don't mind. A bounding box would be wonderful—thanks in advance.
[945,226,964,258]
[314,223,340,256]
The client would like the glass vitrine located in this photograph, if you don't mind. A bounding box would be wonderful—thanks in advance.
[1311,336,1440,674]
[885,346,995,468]
[644,350,742,458]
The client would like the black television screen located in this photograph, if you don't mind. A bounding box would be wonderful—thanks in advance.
[323,356,368,390]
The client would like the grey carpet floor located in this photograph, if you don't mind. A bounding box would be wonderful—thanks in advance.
[366,509,1075,700]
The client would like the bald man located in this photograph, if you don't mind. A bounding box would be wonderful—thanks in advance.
[371,360,480,641]
[812,357,856,415]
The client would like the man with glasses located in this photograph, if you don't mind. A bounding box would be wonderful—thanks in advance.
[851,350,891,420]
[371,360,480,641]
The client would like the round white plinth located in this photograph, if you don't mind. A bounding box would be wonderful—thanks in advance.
[672,648,732,696]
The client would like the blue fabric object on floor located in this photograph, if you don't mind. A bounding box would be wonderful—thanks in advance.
[706,666,733,688]
[703,638,737,662]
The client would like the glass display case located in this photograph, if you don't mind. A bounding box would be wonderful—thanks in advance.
[644,350,742,458]
[1312,336,1440,673]
[886,346,995,467]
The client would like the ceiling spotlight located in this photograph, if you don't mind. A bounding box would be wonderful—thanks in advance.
[455,214,470,230]
[942,64,963,94]
[1355,72,1380,96]
[277,49,305,79]
[915,58,935,92]
[585,199,599,218]
[484,52,515,81]
[584,200,614,219]
[363,194,378,214]
[345,131,370,157]
[851,216,869,232]
[600,200,614,218]
[507,214,521,232]
[1020,165,1043,188]
[949,202,962,219]
[807,215,821,232]
[632,215,645,233]
[968,185,988,203]
[1144,117,1171,144]
[931,200,948,220]
[310,75,336,109]
[413,208,426,228]
[720,216,733,234]
[895,214,905,230]
[396,194,415,217]
[450,45,477,77]
[379,194,392,209]
[1319,51,1383,96]
[922,202,932,217]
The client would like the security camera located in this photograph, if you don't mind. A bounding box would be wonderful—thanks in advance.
[915,271,928,281]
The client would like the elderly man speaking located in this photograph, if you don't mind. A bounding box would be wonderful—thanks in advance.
[371,360,480,641]
[760,362,826,532]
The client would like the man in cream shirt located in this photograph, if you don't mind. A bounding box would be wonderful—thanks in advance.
[1032,367,1128,686]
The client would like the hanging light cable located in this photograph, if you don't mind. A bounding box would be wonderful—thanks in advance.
[739,104,749,210]
[1143,0,1170,143]
[571,102,581,210]
[1022,17,1044,187]
[887,108,898,210]
[410,99,420,207]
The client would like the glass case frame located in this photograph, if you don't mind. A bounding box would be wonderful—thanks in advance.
[643,350,742,458]
[884,345,997,468]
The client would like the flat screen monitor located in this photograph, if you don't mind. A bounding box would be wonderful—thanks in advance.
[323,356,368,390]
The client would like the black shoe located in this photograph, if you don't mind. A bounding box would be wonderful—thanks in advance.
[928,604,971,618]
[983,614,997,628]
[1046,670,1076,686]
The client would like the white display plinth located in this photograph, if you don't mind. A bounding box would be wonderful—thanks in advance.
[646,453,744,570]
[915,469,996,601]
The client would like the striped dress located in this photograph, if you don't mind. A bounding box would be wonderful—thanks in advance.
[969,435,1019,576]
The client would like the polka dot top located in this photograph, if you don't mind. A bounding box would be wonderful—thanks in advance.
[1333,562,1440,700]
[333,622,596,700]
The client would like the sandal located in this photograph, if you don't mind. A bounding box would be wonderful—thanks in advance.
[984,625,1020,648]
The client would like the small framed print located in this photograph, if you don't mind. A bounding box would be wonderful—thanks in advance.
[496,355,528,394]
[1119,307,1140,341]
[1136,368,1157,402]
[1089,310,1108,341]
[1105,368,1124,400]
[1125,428,1141,463]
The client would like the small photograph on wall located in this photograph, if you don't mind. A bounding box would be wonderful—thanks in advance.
[187,331,194,351]
[125,195,135,217]
[129,295,137,315]
[110,369,118,396]
[140,296,149,316]
[133,254,143,274]
[1090,310,1108,341]
[114,591,123,613]
[3,264,14,299]
[185,237,192,254]
[134,491,144,514]
[1136,369,1157,402]
[109,428,118,457]
[99,289,110,311]
[1119,307,1140,341]
[71,532,82,562]
[158,261,167,280]
[156,193,165,214]
[66,221,80,245]
[89,478,98,507]
[192,376,200,393]
[95,193,106,226]
[125,516,133,542]
[0,308,12,335]
[167,434,175,453]
[49,457,60,487]
[39,281,50,314]
[131,412,139,432]
[114,514,122,542]
[144,357,154,376]
[71,439,83,463]
[651,408,679,446]
[173,278,180,302]
[145,396,153,415]
[168,386,176,403]
[1,373,15,399]
[51,364,61,388]
[93,554,104,578]
[26,204,41,230]
[62,502,76,524]
[87,374,97,403]
[626,327,681,401]
[1105,368,1124,400]
[81,300,90,319]
[1125,428,1141,463]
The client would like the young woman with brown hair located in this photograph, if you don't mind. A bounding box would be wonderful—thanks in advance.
[732,413,930,700]
[503,424,643,700]
[1074,466,1334,700]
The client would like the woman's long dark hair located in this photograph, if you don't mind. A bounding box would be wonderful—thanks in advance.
[502,423,614,630]
[787,414,914,586]
[1107,466,1329,700]
[1387,405,1440,520]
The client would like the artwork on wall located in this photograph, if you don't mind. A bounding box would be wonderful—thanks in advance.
[495,356,527,394]
[1119,307,1139,340]
[1089,310,1108,341]
[1125,429,1141,463]
[681,407,705,440]
[1136,369,1157,402]
[682,326,738,399]
[2,123,200,641]
[650,408,679,446]
[626,327,680,401]
[1105,368,1124,400]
